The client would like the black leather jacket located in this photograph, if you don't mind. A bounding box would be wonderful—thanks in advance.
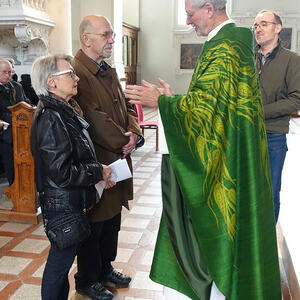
[30,95,103,214]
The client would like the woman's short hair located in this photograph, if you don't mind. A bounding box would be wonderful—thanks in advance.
[31,54,73,96]
[191,0,227,10]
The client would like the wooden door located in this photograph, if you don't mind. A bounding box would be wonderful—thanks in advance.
[122,22,139,85]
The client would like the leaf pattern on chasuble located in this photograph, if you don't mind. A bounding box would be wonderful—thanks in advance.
[174,39,267,242]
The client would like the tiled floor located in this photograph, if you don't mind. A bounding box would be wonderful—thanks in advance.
[0,107,293,300]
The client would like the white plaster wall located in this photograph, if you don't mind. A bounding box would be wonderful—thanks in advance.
[123,0,139,27]
[48,0,72,55]
[229,0,300,15]
[139,0,191,94]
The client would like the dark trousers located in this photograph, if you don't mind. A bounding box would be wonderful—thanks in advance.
[0,141,14,185]
[41,203,78,300]
[42,243,77,300]
[75,213,121,288]
[267,133,288,222]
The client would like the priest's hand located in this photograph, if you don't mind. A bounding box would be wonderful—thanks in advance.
[157,78,174,96]
[124,80,160,108]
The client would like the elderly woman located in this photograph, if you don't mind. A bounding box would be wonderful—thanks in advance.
[30,54,114,300]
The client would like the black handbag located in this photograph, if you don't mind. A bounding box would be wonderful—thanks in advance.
[45,211,91,250]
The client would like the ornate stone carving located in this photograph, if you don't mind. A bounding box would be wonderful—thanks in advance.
[22,0,47,11]
[14,24,32,44]
[13,22,51,46]
[0,0,17,8]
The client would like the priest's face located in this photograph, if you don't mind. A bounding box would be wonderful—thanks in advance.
[185,0,212,36]
[0,62,12,85]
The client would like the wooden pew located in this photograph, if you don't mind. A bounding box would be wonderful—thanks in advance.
[0,102,41,224]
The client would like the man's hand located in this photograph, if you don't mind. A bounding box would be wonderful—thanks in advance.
[124,80,161,107]
[0,121,9,131]
[122,132,138,158]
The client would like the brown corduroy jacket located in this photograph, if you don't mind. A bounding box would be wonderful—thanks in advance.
[74,49,143,222]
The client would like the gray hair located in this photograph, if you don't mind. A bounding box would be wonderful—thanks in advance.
[31,54,73,96]
[79,18,93,35]
[257,10,282,26]
[191,0,227,10]
[0,59,12,69]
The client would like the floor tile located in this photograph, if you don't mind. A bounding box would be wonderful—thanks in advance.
[0,236,13,248]
[122,218,150,229]
[145,157,162,162]
[137,196,161,205]
[144,188,161,196]
[0,256,32,275]
[0,281,9,292]
[129,206,157,216]
[118,231,143,244]
[124,297,149,300]
[136,167,156,173]
[0,222,32,233]
[31,225,46,236]
[131,271,163,291]
[10,283,41,300]
[134,172,151,179]
[12,238,49,254]
[133,179,146,186]
[115,248,134,263]
[32,262,46,278]
[141,162,159,167]
[141,251,154,266]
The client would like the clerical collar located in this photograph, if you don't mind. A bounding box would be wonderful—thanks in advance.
[207,19,235,41]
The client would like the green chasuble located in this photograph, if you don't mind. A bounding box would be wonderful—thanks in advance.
[150,23,281,300]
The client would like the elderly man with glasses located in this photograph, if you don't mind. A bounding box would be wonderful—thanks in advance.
[73,15,144,300]
[125,0,282,299]
[0,59,29,186]
[254,10,300,223]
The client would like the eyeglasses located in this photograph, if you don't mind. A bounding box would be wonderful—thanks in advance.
[85,31,116,39]
[186,3,206,19]
[51,69,77,79]
[0,71,12,76]
[252,21,278,31]
[186,10,196,19]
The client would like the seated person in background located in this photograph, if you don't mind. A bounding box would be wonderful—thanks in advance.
[20,74,39,106]
[0,59,30,185]
[6,58,18,82]
[30,54,115,300]
[0,120,9,131]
